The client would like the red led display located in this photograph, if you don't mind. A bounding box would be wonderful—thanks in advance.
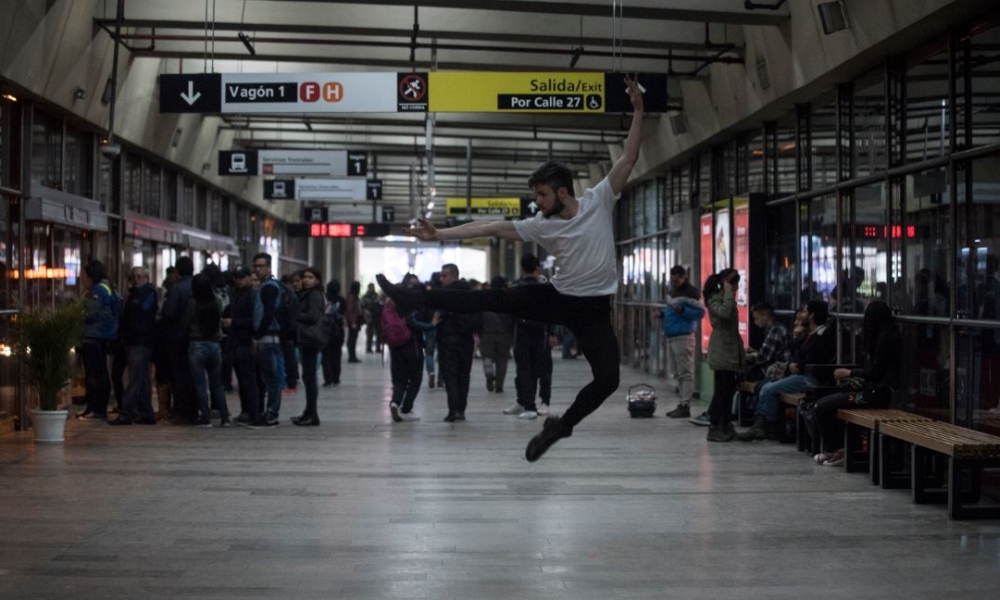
[310,223,353,237]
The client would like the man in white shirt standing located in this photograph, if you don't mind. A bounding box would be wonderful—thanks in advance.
[377,77,644,462]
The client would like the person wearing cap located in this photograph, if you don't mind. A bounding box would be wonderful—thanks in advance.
[223,266,262,426]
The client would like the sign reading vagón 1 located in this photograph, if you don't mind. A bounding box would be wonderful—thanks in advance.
[219,72,398,113]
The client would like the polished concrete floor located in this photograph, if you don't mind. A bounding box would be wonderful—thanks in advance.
[2,352,1000,600]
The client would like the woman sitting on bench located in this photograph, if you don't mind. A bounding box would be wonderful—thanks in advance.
[812,301,901,466]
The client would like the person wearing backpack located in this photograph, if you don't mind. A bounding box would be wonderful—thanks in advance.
[436,264,483,422]
[109,267,158,426]
[322,279,346,387]
[292,268,327,426]
[251,253,285,427]
[77,260,120,421]
[385,274,424,422]
[159,256,197,423]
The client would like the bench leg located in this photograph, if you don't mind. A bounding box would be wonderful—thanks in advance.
[880,434,909,490]
[870,429,880,485]
[796,407,805,452]
[844,423,868,474]
[949,458,963,519]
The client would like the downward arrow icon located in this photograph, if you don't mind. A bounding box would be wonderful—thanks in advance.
[180,81,201,105]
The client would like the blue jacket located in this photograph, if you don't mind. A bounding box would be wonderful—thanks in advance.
[662,296,705,338]
[83,280,119,340]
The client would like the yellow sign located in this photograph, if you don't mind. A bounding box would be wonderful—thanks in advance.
[429,72,606,113]
[446,197,522,217]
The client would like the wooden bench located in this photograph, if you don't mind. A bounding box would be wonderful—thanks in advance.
[772,393,805,443]
[836,409,933,485]
[879,420,1000,520]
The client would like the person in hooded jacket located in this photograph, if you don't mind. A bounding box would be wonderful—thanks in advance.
[292,268,327,426]
[704,269,744,442]
[77,260,119,421]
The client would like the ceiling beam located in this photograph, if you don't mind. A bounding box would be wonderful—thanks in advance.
[96,19,738,54]
[255,0,788,25]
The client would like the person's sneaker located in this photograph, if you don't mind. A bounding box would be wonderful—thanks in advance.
[823,450,846,467]
[706,425,735,442]
[427,374,436,389]
[443,412,458,423]
[665,404,691,418]
[282,387,297,395]
[400,412,421,422]
[376,273,423,314]
[502,405,522,415]
[456,412,466,421]
[250,417,279,429]
[525,416,568,462]
[219,417,232,428]
[486,376,495,392]
[197,419,212,428]
[736,417,769,442]
[77,412,108,422]
[390,403,402,423]
[813,452,832,464]
[233,413,251,427]
[518,410,538,420]
[688,411,711,427]
[536,404,550,416]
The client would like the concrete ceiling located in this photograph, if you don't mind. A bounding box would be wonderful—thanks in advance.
[96,0,789,211]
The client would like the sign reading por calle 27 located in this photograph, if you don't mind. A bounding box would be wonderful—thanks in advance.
[159,72,664,114]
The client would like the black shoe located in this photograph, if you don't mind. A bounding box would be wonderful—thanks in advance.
[665,404,691,419]
[197,419,212,428]
[348,358,361,363]
[219,417,232,428]
[390,403,402,423]
[250,417,280,429]
[443,412,458,422]
[376,273,423,314]
[107,417,133,426]
[707,425,735,442]
[736,417,769,442]
[525,417,568,462]
[292,415,320,426]
[486,376,495,392]
[456,412,466,421]
[322,381,334,387]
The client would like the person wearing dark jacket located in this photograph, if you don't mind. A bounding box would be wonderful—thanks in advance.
[507,255,552,419]
[252,253,284,427]
[159,256,196,422]
[224,267,261,426]
[704,269,743,442]
[436,264,482,422]
[183,273,230,427]
[109,267,158,425]
[812,301,901,466]
[345,281,362,363]
[738,299,837,441]
[77,260,119,421]
[480,276,514,394]
[387,274,425,422]
[292,268,327,426]
[322,279,346,386]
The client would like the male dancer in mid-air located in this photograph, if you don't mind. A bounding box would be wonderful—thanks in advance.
[378,76,644,461]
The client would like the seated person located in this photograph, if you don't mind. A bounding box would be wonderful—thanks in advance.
[811,301,901,466]
[744,302,791,382]
[737,300,837,441]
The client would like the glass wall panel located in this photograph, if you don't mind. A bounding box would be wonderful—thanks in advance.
[747,130,764,194]
[31,110,61,189]
[698,152,711,206]
[854,72,887,178]
[811,92,837,189]
[196,186,207,230]
[123,153,141,213]
[967,24,1000,149]
[902,167,951,317]
[906,47,949,163]
[63,126,91,197]
[900,321,950,420]
[776,114,796,193]
[209,191,222,233]
[162,170,177,222]
[182,177,194,225]
[96,155,112,212]
[765,201,797,310]
[843,182,888,310]
[143,163,160,217]
[802,194,838,303]
[644,183,657,234]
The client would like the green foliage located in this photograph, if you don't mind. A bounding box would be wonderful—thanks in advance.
[16,302,84,411]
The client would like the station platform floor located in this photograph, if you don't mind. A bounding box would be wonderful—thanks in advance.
[2,352,1000,599]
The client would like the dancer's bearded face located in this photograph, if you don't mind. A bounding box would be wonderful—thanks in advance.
[534,184,567,218]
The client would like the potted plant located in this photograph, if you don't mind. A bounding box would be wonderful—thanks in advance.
[16,301,84,443]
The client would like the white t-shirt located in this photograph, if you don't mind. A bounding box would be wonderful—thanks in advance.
[514,177,619,297]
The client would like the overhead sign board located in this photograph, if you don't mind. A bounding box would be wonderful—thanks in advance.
[160,72,664,114]
[287,223,390,238]
[264,178,380,202]
[219,150,367,177]
[446,197,522,218]
[302,206,384,224]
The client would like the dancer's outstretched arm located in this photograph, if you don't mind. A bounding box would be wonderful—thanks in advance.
[607,76,645,196]
[407,217,523,242]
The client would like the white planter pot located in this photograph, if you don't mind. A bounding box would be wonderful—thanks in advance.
[31,410,68,443]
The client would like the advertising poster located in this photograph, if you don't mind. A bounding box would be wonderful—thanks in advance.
[734,200,750,347]
[700,213,714,351]
[714,208,731,273]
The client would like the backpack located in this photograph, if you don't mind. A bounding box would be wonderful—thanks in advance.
[264,280,299,341]
[381,301,413,348]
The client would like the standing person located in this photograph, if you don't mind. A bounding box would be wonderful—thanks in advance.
[811,301,901,466]
[704,269,744,442]
[385,275,424,422]
[280,273,302,392]
[659,265,704,419]
[251,253,284,427]
[110,267,158,425]
[183,273,230,427]
[436,263,482,422]
[159,256,196,423]
[223,267,262,427]
[506,254,551,419]
[322,279,346,387]
[77,260,119,421]
[480,276,514,394]
[292,268,327,426]
[152,266,178,420]
[377,76,644,460]
[345,281,362,363]
[362,283,383,354]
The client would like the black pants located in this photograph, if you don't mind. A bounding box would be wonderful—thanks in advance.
[322,327,344,384]
[422,283,619,434]
[390,341,423,413]
[347,327,360,361]
[168,340,196,421]
[233,344,259,423]
[814,392,852,452]
[440,336,474,415]
[514,332,548,411]
[220,336,234,390]
[708,369,737,426]
[81,340,111,416]
[300,346,320,417]
[110,341,126,411]
[282,339,298,389]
